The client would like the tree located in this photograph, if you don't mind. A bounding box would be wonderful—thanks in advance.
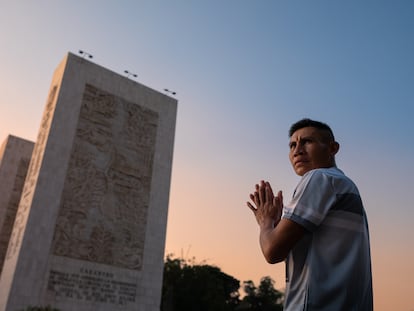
[161,255,240,311]
[237,277,284,311]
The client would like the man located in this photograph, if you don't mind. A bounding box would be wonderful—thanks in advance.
[247,118,373,311]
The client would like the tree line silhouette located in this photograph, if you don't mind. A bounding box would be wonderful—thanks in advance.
[161,254,284,311]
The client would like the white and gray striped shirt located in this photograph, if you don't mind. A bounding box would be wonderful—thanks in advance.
[282,167,373,311]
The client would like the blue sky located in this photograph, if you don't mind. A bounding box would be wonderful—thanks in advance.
[1,2,414,310]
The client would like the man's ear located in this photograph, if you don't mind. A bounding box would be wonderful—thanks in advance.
[330,141,340,156]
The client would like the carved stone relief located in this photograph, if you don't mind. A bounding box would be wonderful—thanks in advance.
[0,157,31,272]
[6,85,58,260]
[52,84,158,270]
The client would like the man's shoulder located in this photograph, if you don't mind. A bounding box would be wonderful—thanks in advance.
[304,167,346,180]
[305,167,359,193]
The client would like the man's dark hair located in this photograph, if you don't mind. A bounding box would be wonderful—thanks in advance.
[289,118,335,141]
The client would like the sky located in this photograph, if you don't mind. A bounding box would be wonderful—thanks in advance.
[1,1,413,310]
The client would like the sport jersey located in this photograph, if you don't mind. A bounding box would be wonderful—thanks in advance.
[282,167,373,311]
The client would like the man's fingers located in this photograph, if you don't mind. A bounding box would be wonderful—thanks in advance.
[265,183,274,202]
[251,181,278,207]
[276,191,284,208]
[253,191,260,205]
[247,202,256,213]
[258,181,265,204]
[266,181,274,197]
[278,190,283,201]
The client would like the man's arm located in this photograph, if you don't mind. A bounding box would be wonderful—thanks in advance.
[247,181,305,264]
[259,218,304,263]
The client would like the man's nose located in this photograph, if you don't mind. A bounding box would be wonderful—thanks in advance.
[293,143,304,156]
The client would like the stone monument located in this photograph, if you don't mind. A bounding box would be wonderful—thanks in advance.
[0,135,34,274]
[0,53,177,311]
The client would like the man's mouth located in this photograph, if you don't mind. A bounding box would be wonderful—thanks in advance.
[294,160,308,166]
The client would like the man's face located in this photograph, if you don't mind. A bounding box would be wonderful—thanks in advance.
[289,126,339,176]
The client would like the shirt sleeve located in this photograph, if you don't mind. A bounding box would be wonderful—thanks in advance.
[282,169,336,232]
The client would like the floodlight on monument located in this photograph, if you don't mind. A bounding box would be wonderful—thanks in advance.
[124,70,138,79]
[78,50,93,59]
[164,88,176,96]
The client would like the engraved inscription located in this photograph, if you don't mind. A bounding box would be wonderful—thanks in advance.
[47,268,137,306]
[52,84,158,270]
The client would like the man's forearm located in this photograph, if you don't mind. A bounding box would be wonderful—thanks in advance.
[259,222,286,264]
[259,218,304,264]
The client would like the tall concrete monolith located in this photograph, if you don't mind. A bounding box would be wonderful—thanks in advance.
[0,135,34,274]
[0,52,177,311]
